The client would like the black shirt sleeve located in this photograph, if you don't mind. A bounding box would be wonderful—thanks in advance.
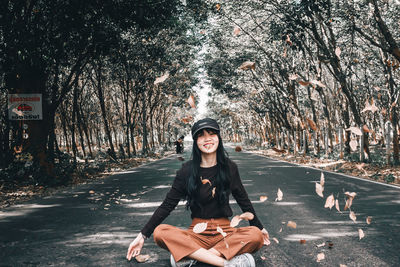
[230,162,264,230]
[140,164,188,237]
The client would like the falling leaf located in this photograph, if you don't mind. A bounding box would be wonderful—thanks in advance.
[289,74,298,80]
[300,239,306,244]
[345,192,357,198]
[279,227,282,233]
[212,187,216,198]
[315,183,324,198]
[202,179,212,186]
[193,222,208,233]
[298,80,310,86]
[217,226,227,237]
[349,140,358,151]
[272,237,279,244]
[89,190,95,194]
[260,256,267,260]
[239,61,256,70]
[335,47,341,58]
[275,188,283,201]
[335,199,341,213]
[344,192,357,210]
[316,242,325,248]
[239,212,254,221]
[154,72,169,85]
[358,229,364,240]
[187,95,196,108]
[317,253,325,262]
[349,211,357,223]
[324,194,335,209]
[233,26,241,36]
[320,172,325,187]
[287,221,297,229]
[366,216,372,224]
[346,127,362,136]
[230,215,242,227]
[260,196,268,202]
[135,254,150,263]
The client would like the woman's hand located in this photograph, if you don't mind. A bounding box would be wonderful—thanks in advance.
[126,233,145,261]
[261,228,270,246]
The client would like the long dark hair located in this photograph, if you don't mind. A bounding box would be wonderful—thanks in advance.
[186,129,230,210]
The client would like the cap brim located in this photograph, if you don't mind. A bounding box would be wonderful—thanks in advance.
[192,126,220,138]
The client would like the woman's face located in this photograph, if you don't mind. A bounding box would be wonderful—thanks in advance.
[196,129,219,155]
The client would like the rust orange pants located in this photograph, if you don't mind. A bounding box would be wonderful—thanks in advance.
[153,217,264,262]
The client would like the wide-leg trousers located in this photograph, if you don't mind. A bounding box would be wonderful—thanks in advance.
[153,217,264,262]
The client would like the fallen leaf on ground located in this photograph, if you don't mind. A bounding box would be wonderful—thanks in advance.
[272,237,279,244]
[335,199,341,212]
[315,183,324,198]
[239,212,254,221]
[279,227,282,233]
[366,216,372,224]
[193,222,208,233]
[135,254,150,263]
[230,215,242,227]
[260,256,267,260]
[275,188,283,201]
[358,229,365,240]
[260,196,268,202]
[287,221,297,229]
[317,253,325,262]
[217,226,227,237]
[344,192,357,210]
[316,242,325,248]
[324,194,335,209]
[349,211,357,223]
[320,172,325,187]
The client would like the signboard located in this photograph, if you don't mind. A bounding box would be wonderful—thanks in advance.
[8,94,43,120]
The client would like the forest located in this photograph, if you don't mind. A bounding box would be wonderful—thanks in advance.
[0,0,399,187]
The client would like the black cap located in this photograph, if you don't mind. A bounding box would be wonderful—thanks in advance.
[191,118,220,138]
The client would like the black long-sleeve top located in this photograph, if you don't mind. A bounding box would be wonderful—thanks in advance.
[141,159,264,237]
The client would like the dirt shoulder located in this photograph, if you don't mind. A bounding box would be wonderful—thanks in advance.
[245,147,400,186]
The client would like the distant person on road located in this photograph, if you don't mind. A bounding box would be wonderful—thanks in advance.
[127,118,270,267]
[175,136,184,154]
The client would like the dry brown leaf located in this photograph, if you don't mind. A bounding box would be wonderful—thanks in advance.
[279,227,282,233]
[324,194,335,209]
[300,239,306,244]
[239,212,254,221]
[188,95,196,108]
[239,61,256,70]
[335,199,341,213]
[230,215,242,227]
[217,226,227,237]
[135,254,150,263]
[272,237,279,244]
[260,196,268,202]
[317,252,325,262]
[366,216,372,225]
[233,26,241,36]
[202,179,211,186]
[298,80,310,86]
[260,256,267,260]
[349,211,357,223]
[320,172,325,187]
[275,188,283,201]
[358,229,364,240]
[316,242,325,248]
[287,221,297,229]
[345,192,357,198]
[193,222,208,233]
[315,182,324,198]
[349,140,358,151]
[286,35,292,46]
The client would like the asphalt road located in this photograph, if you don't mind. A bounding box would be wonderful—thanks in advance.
[1,145,399,266]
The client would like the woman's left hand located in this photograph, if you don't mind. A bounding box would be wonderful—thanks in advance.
[261,228,270,246]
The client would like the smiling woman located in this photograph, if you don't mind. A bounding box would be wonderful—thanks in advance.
[127,118,270,267]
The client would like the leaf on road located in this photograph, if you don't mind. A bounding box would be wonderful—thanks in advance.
[272,237,279,244]
[320,172,325,187]
[366,216,372,225]
[275,188,283,201]
[287,221,297,229]
[344,192,357,211]
[217,226,227,237]
[358,229,365,240]
[260,256,267,260]
[317,253,325,262]
[324,194,335,209]
[239,61,255,70]
[233,26,241,36]
[135,254,150,263]
[349,211,357,223]
[187,95,196,108]
[193,222,208,233]
[239,212,254,221]
[260,195,268,202]
[335,199,341,213]
[316,242,325,248]
[298,80,310,86]
[230,215,242,227]
[315,182,324,198]
[279,227,282,233]
[202,179,211,186]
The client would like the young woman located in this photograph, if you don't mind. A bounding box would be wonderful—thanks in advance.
[127,118,270,267]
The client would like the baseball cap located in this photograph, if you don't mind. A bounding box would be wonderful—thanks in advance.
[191,118,220,138]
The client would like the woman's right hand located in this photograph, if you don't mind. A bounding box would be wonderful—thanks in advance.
[126,233,145,261]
